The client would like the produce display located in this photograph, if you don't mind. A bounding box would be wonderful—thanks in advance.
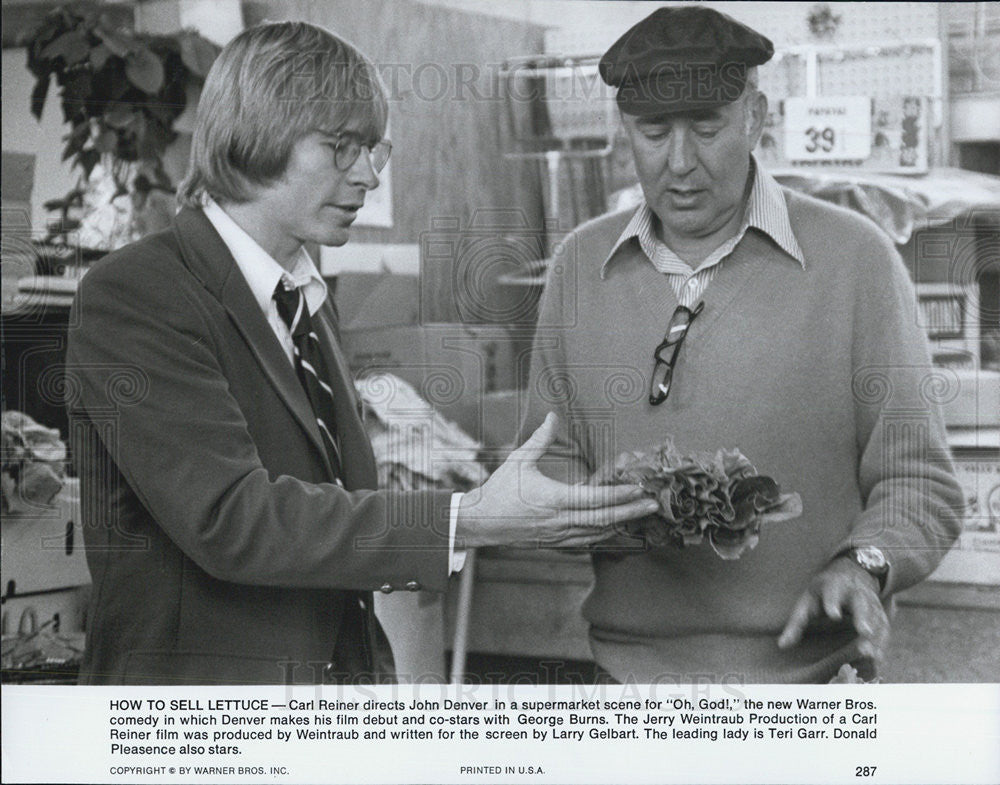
[593,440,802,559]
[1,411,67,513]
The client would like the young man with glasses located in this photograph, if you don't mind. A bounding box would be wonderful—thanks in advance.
[521,6,963,683]
[66,21,656,685]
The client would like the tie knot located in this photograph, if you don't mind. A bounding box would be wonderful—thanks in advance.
[273,281,309,337]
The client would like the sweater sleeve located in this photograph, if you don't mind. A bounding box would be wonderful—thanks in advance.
[845,228,965,595]
[519,234,593,486]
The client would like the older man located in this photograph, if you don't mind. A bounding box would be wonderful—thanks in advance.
[521,6,963,683]
[66,21,657,685]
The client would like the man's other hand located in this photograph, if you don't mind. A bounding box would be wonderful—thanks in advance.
[455,412,660,549]
[777,557,890,661]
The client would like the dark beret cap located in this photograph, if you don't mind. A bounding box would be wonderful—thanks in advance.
[599,5,774,116]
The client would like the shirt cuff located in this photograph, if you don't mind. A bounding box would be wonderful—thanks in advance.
[449,492,467,574]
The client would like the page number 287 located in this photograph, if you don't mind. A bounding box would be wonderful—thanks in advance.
[855,766,877,777]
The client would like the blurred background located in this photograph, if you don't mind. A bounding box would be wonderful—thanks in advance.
[2,0,997,684]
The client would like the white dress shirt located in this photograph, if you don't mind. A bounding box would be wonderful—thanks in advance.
[203,200,327,362]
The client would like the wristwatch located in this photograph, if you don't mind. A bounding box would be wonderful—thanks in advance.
[845,546,889,592]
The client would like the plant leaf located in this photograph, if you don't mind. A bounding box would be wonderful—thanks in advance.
[136,116,172,160]
[756,492,803,524]
[67,121,91,142]
[94,128,118,154]
[61,122,90,161]
[151,163,173,190]
[178,32,219,78]
[19,13,58,51]
[130,112,149,159]
[103,102,136,129]
[89,43,112,70]
[95,27,133,57]
[595,441,803,560]
[828,663,878,684]
[125,47,165,94]
[145,101,178,125]
[40,30,90,64]
[30,72,51,119]
[78,149,101,180]
[709,529,759,560]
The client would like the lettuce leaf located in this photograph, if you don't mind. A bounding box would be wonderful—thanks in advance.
[593,439,802,560]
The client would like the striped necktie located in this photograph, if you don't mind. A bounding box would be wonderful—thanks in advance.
[273,281,344,483]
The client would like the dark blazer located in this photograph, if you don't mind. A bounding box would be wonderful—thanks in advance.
[66,208,451,685]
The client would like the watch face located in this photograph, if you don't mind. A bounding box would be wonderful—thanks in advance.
[855,547,888,573]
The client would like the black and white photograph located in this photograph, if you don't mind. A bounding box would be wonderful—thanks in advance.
[1,1,998,783]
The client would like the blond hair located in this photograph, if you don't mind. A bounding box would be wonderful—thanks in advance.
[178,21,387,207]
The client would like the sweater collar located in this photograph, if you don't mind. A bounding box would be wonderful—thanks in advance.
[601,157,806,279]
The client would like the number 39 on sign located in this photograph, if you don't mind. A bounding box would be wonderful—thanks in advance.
[784,96,872,161]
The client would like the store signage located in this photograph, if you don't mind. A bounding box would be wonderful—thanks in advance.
[783,96,872,161]
[757,96,929,174]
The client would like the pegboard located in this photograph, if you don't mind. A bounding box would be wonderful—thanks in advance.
[542,2,943,106]
[721,1,940,47]
[758,54,808,101]
[543,2,942,56]
[817,47,939,100]
[536,3,945,174]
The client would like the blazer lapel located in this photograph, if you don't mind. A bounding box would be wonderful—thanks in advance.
[171,208,333,477]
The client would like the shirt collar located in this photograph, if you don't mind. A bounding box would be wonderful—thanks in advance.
[203,199,328,316]
[601,156,806,278]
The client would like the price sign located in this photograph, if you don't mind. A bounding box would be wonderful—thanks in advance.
[783,96,872,161]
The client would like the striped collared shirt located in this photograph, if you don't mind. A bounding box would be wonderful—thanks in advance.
[601,159,805,308]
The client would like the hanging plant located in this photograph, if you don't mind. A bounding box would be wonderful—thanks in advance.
[807,4,842,40]
[22,3,219,247]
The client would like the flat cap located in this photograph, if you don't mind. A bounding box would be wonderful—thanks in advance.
[599,5,774,116]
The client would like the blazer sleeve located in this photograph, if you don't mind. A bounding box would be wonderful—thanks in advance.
[67,249,452,592]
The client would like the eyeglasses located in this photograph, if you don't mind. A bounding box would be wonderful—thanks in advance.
[649,301,704,406]
[330,134,392,173]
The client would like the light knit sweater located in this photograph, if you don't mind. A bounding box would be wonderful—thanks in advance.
[522,186,964,683]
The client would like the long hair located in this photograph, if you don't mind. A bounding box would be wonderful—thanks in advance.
[178,21,388,207]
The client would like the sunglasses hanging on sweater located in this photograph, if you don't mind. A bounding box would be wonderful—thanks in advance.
[649,301,705,405]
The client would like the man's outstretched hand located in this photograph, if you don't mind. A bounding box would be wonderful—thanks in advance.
[778,557,890,662]
[455,412,659,549]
